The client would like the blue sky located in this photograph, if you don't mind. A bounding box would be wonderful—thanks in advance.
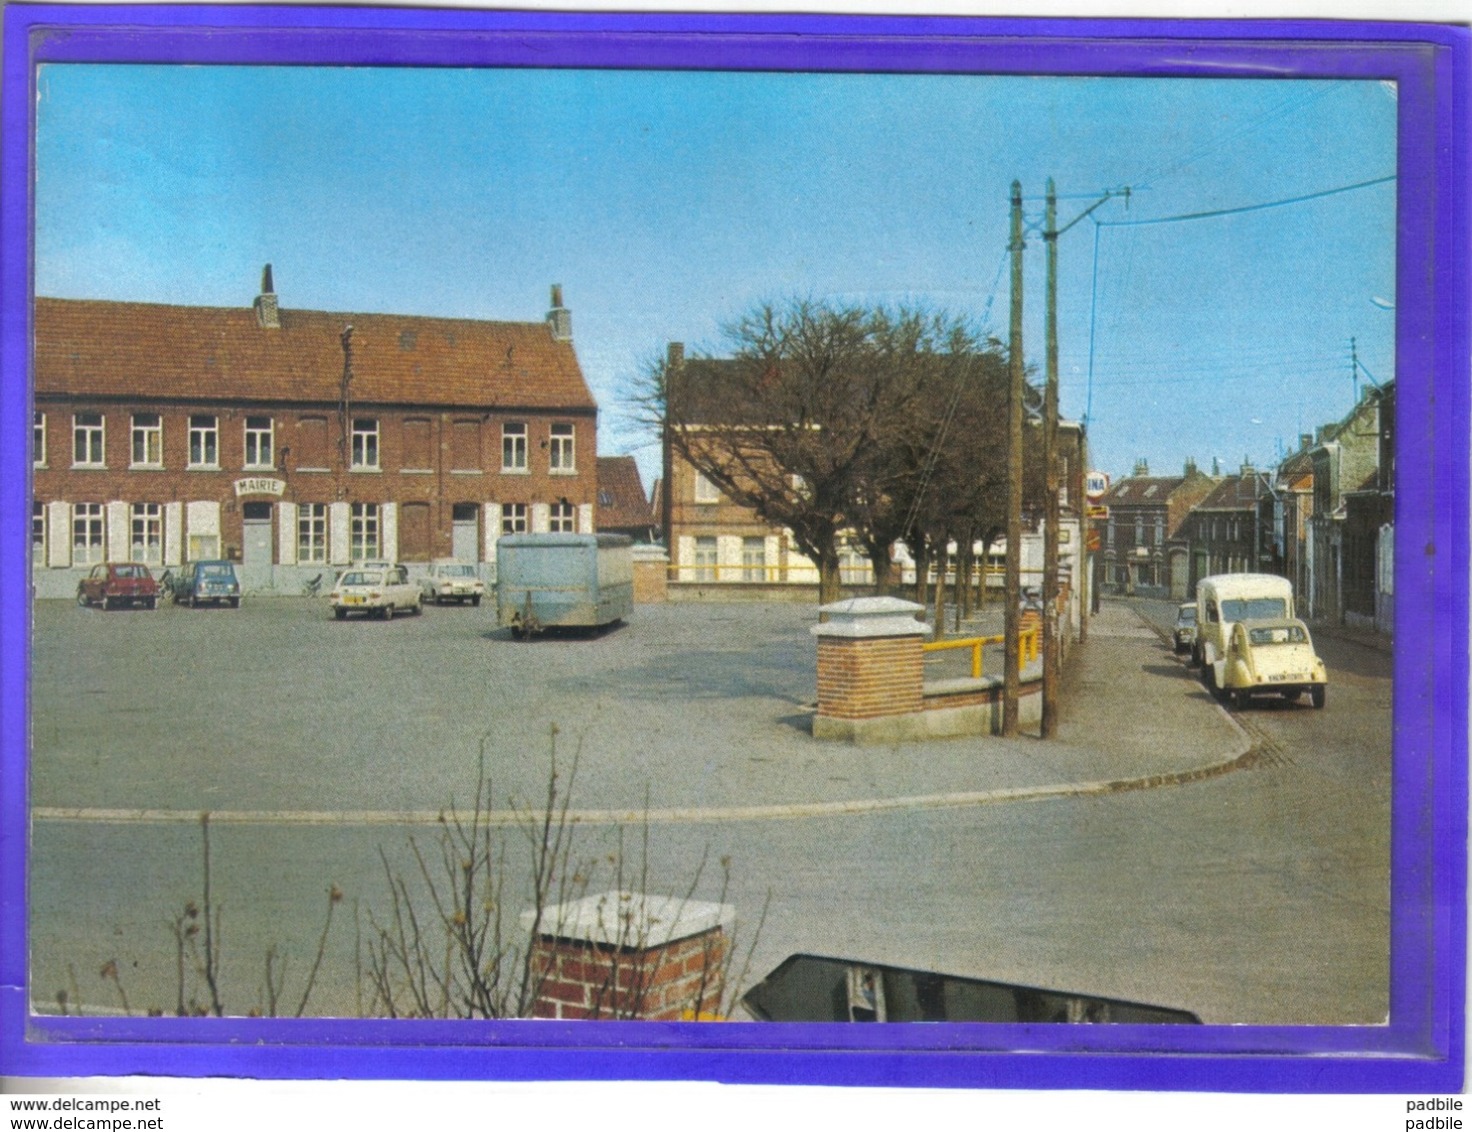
[35,64,1397,488]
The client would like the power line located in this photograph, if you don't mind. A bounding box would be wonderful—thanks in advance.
[1097,174,1395,228]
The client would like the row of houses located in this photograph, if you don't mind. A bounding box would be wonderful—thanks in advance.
[32,272,655,596]
[1098,381,1395,634]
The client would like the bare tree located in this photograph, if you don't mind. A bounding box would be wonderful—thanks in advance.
[643,299,1003,604]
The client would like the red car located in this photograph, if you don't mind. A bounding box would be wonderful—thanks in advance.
[76,562,160,610]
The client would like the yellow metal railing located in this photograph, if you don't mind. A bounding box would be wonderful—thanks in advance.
[921,627,1040,678]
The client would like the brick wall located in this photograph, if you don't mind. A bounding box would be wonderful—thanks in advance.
[33,401,597,566]
[815,634,924,721]
[528,926,727,1021]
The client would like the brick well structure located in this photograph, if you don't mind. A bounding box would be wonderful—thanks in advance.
[521,891,734,1021]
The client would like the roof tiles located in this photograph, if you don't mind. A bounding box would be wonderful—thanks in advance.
[35,297,596,412]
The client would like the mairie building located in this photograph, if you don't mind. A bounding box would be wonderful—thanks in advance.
[32,271,599,596]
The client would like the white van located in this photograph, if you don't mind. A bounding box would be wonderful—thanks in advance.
[1194,573,1295,691]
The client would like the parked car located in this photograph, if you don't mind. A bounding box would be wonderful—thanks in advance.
[169,560,241,608]
[76,562,159,610]
[1219,618,1327,710]
[328,564,422,620]
[1172,602,1198,655]
[420,558,486,606]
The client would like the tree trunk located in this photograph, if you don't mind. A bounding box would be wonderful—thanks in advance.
[817,552,844,607]
[931,542,948,640]
[869,548,893,597]
[912,542,930,607]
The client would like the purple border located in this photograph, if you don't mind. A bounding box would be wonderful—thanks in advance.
[1,5,1465,1093]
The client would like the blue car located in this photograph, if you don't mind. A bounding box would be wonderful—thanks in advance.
[170,560,241,608]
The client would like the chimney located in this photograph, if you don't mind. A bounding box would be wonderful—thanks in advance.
[1299,434,1313,451]
[667,341,684,368]
[547,284,572,342]
[1184,457,1197,477]
[254,264,280,329]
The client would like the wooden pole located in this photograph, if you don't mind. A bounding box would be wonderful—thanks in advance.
[1004,181,1025,737]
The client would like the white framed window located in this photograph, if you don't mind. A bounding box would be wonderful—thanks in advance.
[742,536,766,582]
[72,503,105,565]
[188,414,219,468]
[350,502,381,560]
[130,412,163,468]
[501,503,528,535]
[32,502,45,566]
[130,503,163,565]
[549,501,576,532]
[693,472,722,504]
[693,535,718,582]
[298,503,328,563]
[244,415,274,470]
[502,422,527,472]
[351,418,379,470]
[72,412,105,467]
[549,423,575,473]
[33,412,46,468]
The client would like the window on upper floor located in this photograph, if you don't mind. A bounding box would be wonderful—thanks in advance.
[351,418,379,470]
[502,422,527,472]
[72,412,105,468]
[131,413,163,468]
[34,412,46,468]
[188,414,219,468]
[549,423,576,474]
[244,416,274,470]
[693,472,721,505]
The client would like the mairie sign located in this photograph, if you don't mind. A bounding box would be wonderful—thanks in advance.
[233,477,285,498]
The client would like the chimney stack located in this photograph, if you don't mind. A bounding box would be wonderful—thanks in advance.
[254,264,280,329]
[547,284,572,342]
[667,341,685,368]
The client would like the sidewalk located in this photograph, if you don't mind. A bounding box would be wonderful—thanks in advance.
[541,598,1253,824]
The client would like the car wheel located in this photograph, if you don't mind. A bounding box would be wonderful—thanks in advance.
[230,597,240,608]
[1232,689,1250,711]
[146,597,157,610]
[412,601,423,616]
[471,596,481,607]
[382,605,394,620]
[1311,685,1326,709]
[77,587,89,608]
[334,608,347,621]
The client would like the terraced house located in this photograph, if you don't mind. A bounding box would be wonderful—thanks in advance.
[32,273,599,595]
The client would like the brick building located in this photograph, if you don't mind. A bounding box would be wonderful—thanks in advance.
[1177,466,1272,590]
[1100,460,1216,598]
[32,274,598,595]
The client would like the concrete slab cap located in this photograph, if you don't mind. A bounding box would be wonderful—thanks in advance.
[520,890,736,947]
[812,596,926,639]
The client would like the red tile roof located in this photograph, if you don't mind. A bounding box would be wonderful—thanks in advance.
[35,297,596,412]
[595,456,655,531]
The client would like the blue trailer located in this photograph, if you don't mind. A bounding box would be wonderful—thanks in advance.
[496,533,633,638]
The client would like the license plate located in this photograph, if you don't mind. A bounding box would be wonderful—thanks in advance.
[345,596,363,605]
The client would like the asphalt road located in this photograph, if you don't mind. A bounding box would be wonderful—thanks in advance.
[27,596,1391,1025]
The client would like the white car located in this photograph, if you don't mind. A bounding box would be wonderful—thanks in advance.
[420,558,486,606]
[329,564,423,620]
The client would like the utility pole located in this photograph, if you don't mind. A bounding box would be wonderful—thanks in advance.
[1042,179,1060,739]
[1003,181,1025,737]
